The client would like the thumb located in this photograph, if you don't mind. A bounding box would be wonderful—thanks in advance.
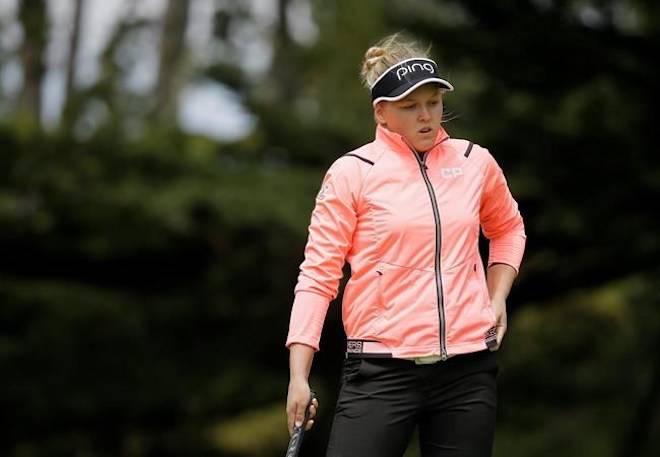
[496,323,506,347]
[294,403,306,427]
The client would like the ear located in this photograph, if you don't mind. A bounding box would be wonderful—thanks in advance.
[373,102,387,125]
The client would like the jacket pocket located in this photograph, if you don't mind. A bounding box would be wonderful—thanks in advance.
[344,358,398,383]
[473,259,496,322]
[372,262,435,339]
[342,358,363,382]
[377,263,427,312]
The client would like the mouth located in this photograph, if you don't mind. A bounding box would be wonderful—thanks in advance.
[419,127,433,134]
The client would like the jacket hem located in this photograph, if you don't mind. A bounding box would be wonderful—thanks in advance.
[345,339,489,359]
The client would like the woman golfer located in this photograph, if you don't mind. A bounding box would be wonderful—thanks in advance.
[285,33,526,457]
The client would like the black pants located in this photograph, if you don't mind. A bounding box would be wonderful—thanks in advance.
[326,350,498,457]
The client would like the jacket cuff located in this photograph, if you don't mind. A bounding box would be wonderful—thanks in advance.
[285,291,331,351]
[488,233,526,274]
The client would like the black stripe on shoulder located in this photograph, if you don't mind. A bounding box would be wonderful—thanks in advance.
[343,153,375,165]
[464,141,474,158]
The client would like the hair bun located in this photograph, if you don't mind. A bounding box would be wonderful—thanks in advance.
[360,33,429,89]
[364,46,386,70]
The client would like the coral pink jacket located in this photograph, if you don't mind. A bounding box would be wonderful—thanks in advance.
[286,124,526,359]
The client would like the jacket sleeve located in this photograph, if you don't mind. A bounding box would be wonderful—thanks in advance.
[286,158,359,351]
[480,149,526,273]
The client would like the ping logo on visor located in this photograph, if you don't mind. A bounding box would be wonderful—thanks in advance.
[370,57,454,105]
[396,61,435,80]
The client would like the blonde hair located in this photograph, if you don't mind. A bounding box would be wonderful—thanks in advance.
[360,32,432,89]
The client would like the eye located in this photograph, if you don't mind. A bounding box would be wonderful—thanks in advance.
[429,100,439,106]
[401,104,416,110]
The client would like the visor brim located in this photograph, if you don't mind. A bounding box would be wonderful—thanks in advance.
[372,78,454,106]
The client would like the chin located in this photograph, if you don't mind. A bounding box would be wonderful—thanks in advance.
[416,141,433,152]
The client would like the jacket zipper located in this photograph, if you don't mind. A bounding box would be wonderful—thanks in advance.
[410,148,448,361]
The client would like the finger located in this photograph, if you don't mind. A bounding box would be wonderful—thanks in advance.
[305,419,315,431]
[286,408,295,435]
[497,326,506,343]
[495,328,505,349]
[489,327,504,351]
[294,402,306,428]
[286,400,303,433]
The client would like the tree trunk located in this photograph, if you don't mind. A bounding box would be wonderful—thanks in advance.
[61,0,85,132]
[18,0,48,127]
[153,0,190,122]
[273,0,297,101]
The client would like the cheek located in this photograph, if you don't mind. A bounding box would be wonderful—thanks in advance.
[383,111,406,129]
[393,115,417,133]
[383,109,420,134]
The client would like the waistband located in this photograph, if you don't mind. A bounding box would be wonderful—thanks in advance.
[345,339,497,363]
[345,339,393,359]
[344,349,498,382]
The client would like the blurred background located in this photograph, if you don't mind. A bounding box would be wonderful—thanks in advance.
[0,0,659,456]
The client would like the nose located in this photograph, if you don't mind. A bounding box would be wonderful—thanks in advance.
[418,105,431,121]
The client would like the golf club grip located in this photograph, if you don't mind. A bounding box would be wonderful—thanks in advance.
[285,391,316,457]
